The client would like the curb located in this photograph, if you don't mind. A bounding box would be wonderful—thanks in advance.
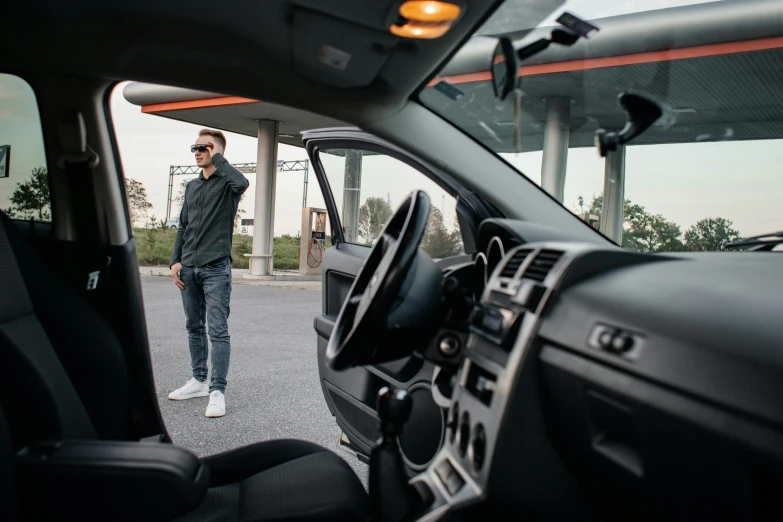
[139,266,322,290]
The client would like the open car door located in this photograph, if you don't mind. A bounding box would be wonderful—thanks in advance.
[303,128,493,473]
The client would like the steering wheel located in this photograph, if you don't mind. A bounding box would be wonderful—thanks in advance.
[326,190,436,371]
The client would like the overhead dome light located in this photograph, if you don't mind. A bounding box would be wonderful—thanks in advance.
[391,1,461,39]
[399,1,461,22]
[390,21,451,39]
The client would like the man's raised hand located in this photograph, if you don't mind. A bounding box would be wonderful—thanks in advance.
[207,141,224,158]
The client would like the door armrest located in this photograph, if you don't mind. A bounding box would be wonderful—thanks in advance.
[314,314,337,338]
[16,439,209,522]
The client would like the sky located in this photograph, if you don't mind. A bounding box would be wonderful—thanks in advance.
[3,0,781,242]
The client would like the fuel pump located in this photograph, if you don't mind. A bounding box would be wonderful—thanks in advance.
[299,207,328,275]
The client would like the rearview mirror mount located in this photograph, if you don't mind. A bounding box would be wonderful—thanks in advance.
[594,92,664,157]
[490,12,598,102]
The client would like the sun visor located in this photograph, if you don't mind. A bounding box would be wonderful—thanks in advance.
[291,8,399,88]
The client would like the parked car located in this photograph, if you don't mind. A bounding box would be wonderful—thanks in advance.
[166,216,179,229]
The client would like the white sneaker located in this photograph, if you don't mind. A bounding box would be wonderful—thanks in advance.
[205,391,226,418]
[168,378,209,400]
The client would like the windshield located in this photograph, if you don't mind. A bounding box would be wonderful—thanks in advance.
[419,0,783,252]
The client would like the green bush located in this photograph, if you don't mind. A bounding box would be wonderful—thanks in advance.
[133,229,309,270]
[230,235,253,269]
[135,228,178,266]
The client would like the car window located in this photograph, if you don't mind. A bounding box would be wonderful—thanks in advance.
[0,73,50,222]
[318,148,464,259]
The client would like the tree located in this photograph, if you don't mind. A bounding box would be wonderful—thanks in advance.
[585,194,684,252]
[684,217,742,251]
[627,212,684,253]
[233,193,246,231]
[125,178,153,227]
[420,207,462,258]
[5,166,51,221]
[358,197,393,243]
[174,177,195,206]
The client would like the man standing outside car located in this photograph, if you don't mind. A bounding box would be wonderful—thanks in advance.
[168,129,249,418]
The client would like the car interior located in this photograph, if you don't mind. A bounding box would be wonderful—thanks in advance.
[3,0,783,521]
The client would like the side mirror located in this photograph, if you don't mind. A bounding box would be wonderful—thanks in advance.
[491,37,518,102]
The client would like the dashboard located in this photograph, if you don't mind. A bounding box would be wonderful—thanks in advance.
[413,219,783,522]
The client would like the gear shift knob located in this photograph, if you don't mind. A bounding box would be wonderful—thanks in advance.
[372,387,431,522]
[377,387,412,440]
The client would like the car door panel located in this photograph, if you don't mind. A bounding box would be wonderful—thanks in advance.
[316,242,437,462]
[306,130,496,471]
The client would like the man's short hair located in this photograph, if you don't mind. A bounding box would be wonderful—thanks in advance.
[199,128,227,151]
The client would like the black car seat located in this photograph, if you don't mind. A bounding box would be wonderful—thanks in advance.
[0,211,368,521]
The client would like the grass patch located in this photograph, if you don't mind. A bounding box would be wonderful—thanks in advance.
[270,235,300,270]
[133,229,327,270]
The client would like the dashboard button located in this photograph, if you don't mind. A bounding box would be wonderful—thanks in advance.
[611,334,634,354]
[448,402,459,444]
[482,311,503,333]
[458,411,471,457]
[471,423,487,472]
[444,467,465,495]
[468,306,485,326]
[598,330,615,349]
[434,458,465,496]
[590,324,640,358]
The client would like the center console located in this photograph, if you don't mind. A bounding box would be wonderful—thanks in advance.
[411,243,584,520]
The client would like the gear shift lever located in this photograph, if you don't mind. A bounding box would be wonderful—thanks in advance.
[378,387,412,442]
[370,387,432,522]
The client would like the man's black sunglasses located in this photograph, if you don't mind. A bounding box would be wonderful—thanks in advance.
[190,144,210,153]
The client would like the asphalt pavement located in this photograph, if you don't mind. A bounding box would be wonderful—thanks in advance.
[140,275,369,486]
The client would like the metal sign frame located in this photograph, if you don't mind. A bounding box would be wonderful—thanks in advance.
[165,159,309,222]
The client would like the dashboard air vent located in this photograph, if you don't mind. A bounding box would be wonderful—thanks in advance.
[521,249,563,282]
[499,249,531,278]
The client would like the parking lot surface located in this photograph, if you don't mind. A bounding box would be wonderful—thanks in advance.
[141,275,368,485]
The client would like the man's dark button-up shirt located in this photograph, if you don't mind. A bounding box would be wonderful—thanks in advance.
[170,153,249,267]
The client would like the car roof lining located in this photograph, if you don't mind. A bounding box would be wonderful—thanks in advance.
[2,0,503,127]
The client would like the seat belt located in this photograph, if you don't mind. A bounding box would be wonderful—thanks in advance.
[56,111,110,297]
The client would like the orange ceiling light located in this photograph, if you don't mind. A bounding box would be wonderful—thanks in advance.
[391,1,461,39]
[390,22,452,39]
[399,1,461,22]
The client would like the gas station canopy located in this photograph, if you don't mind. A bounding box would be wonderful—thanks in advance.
[122,83,347,149]
[421,0,783,153]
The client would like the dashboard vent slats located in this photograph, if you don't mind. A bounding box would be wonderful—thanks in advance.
[521,249,563,282]
[500,249,531,278]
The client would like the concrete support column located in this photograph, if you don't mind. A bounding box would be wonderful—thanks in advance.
[246,120,279,276]
[540,97,571,203]
[342,149,362,243]
[599,145,626,245]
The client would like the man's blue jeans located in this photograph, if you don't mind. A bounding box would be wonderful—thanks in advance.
[179,256,231,393]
